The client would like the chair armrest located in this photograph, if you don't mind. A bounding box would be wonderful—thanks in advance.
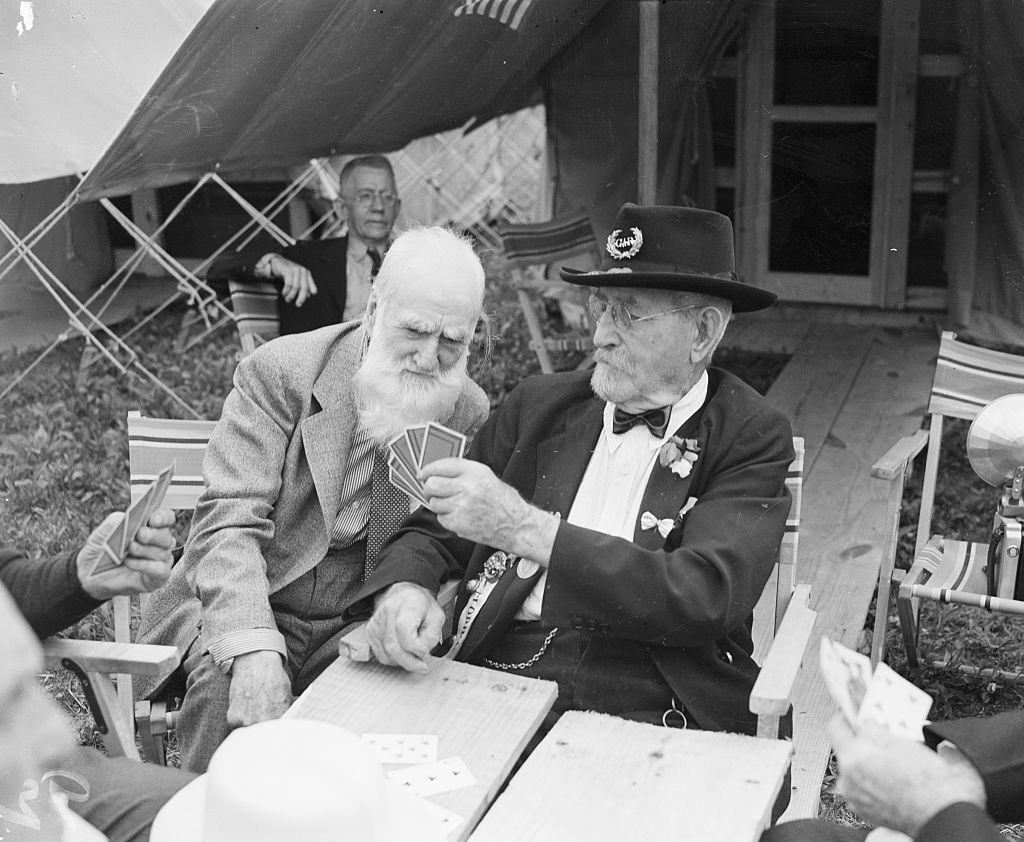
[749,584,816,718]
[870,430,930,481]
[43,638,180,680]
[338,579,462,662]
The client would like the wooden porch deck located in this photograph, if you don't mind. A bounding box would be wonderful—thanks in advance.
[722,316,939,819]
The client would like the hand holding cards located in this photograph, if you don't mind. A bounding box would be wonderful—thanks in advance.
[819,638,932,740]
[387,422,467,509]
[89,464,175,577]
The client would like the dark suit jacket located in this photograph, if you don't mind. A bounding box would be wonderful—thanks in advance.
[206,237,350,335]
[347,367,795,736]
[0,545,101,638]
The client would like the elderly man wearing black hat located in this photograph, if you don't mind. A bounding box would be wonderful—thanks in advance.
[345,204,794,776]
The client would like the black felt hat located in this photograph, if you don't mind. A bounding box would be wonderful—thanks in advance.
[560,203,777,312]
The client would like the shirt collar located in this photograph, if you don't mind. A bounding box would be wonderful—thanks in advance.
[601,370,709,454]
[347,236,390,262]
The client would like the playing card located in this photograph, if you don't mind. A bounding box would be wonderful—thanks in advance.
[122,463,175,556]
[855,662,932,741]
[388,454,421,491]
[386,756,476,797]
[405,425,428,465]
[388,431,420,477]
[361,733,438,765]
[389,466,429,508]
[96,464,176,576]
[419,422,466,467]
[419,800,466,838]
[818,637,872,724]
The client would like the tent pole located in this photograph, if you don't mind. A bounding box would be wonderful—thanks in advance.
[638,0,659,205]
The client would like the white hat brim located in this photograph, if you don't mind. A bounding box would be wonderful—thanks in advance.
[151,773,447,842]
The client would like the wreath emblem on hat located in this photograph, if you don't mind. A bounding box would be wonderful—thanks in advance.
[606,227,643,260]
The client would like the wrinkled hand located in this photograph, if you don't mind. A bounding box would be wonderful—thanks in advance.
[257,253,317,307]
[226,651,293,728]
[830,714,986,836]
[77,507,176,601]
[420,458,549,554]
[365,582,445,674]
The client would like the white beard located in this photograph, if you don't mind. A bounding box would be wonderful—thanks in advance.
[352,338,468,445]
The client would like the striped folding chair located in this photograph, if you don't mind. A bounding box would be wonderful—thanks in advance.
[871,331,1024,672]
[228,279,280,357]
[117,410,217,761]
[495,213,599,374]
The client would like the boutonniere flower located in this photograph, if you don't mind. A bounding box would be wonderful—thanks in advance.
[658,436,701,478]
[640,497,699,538]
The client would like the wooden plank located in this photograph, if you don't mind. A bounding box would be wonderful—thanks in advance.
[783,328,936,819]
[765,323,876,477]
[470,712,792,842]
[289,655,557,841]
[771,105,877,124]
[43,638,180,676]
[751,585,816,716]
[734,0,774,289]
[870,0,922,308]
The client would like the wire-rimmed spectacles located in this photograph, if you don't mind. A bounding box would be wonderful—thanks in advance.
[345,189,398,209]
[587,294,701,332]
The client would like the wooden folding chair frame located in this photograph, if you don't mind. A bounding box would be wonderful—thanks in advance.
[496,213,600,374]
[871,331,1024,670]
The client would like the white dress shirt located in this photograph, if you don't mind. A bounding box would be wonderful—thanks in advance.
[516,371,709,621]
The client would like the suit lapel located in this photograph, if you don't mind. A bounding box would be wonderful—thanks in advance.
[531,397,604,515]
[631,407,707,547]
[301,327,362,533]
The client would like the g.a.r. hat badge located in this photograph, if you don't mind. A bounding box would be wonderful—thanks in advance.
[606,226,643,260]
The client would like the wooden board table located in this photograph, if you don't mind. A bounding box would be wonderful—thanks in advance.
[469,711,792,842]
[287,654,557,841]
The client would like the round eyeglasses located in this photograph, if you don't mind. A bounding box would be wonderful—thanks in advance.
[587,295,701,332]
[345,189,398,209]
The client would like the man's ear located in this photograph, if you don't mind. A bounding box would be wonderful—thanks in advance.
[689,307,726,365]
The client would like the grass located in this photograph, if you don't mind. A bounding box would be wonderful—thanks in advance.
[2,256,1019,834]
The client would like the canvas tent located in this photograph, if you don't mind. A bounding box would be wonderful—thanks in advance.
[3,0,1021,406]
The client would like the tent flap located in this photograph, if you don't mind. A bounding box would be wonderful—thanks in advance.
[77,0,607,202]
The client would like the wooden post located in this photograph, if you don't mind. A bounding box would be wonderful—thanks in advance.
[870,0,921,308]
[734,0,775,289]
[947,0,979,327]
[638,1,659,205]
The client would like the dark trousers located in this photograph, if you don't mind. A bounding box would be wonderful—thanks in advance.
[176,542,364,772]
[481,621,686,744]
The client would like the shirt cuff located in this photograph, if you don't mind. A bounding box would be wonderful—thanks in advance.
[208,628,287,674]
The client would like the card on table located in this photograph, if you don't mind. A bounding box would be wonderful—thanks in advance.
[362,733,438,765]
[386,756,476,798]
[419,801,466,839]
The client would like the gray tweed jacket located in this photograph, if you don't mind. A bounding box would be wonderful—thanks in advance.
[137,321,489,687]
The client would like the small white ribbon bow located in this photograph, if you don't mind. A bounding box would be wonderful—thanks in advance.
[640,511,675,538]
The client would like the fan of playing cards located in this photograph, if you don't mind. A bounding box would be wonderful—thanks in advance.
[87,464,175,577]
[819,638,933,741]
[387,422,467,509]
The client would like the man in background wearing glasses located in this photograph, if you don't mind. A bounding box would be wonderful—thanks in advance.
[346,204,795,813]
[206,155,401,335]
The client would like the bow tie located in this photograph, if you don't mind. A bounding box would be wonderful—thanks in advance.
[611,405,671,438]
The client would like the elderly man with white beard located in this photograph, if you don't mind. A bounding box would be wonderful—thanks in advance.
[138,226,490,772]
